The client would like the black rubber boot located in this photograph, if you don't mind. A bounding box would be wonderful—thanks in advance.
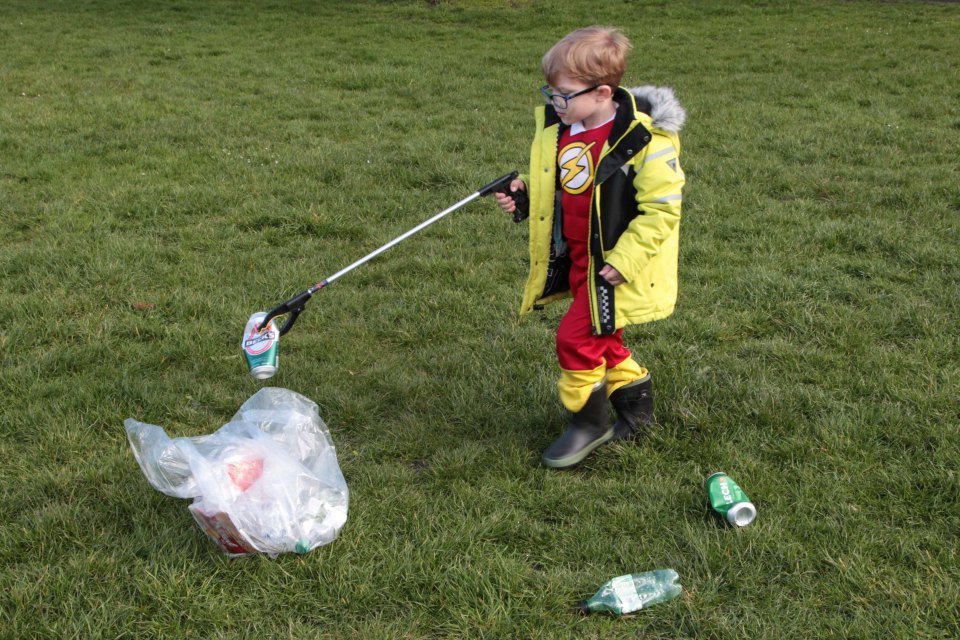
[610,376,655,440]
[542,386,613,468]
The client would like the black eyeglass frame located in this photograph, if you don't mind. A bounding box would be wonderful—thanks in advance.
[540,84,601,109]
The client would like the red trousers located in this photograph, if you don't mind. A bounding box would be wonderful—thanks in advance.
[555,256,631,372]
[556,281,631,371]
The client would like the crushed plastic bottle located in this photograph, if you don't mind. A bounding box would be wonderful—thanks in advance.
[577,569,682,616]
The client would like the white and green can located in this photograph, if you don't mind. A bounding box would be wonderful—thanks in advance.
[705,472,756,527]
[242,311,279,380]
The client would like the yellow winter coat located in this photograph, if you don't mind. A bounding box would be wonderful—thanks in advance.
[520,86,686,334]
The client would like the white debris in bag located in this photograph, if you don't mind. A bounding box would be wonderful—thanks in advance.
[125,388,348,557]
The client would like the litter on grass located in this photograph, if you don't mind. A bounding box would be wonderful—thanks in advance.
[125,387,348,557]
[705,471,756,527]
[578,569,682,616]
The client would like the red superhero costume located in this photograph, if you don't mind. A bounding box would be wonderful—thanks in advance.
[555,117,632,374]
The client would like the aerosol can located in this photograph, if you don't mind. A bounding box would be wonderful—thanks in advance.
[242,311,280,380]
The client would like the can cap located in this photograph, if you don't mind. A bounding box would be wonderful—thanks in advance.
[726,501,757,527]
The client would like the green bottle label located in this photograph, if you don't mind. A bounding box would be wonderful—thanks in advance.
[610,575,643,612]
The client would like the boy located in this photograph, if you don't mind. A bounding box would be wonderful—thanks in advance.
[495,26,685,468]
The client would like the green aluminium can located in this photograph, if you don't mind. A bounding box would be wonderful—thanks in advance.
[705,472,757,527]
[242,311,279,380]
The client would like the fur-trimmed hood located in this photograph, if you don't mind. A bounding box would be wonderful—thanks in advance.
[629,86,685,133]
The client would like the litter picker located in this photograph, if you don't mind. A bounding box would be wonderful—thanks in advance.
[253,171,527,338]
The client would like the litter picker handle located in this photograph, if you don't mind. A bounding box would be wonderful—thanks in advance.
[482,171,529,223]
[477,171,519,197]
[508,187,529,223]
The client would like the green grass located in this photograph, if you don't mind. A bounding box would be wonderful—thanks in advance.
[1,0,959,638]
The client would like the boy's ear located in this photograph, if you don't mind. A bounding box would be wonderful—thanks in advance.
[597,84,614,99]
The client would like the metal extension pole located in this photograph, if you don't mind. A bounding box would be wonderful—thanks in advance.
[257,171,519,335]
[322,190,482,286]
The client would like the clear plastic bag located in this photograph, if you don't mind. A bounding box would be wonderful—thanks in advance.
[125,387,348,557]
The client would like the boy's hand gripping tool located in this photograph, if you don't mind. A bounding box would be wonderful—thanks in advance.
[495,182,529,223]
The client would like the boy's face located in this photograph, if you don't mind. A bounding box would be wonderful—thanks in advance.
[545,73,611,126]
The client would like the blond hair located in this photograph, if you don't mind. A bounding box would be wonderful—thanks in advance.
[541,26,632,87]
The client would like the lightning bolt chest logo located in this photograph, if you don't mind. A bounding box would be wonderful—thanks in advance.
[558,141,597,195]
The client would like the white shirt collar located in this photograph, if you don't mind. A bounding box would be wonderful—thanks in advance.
[569,111,617,135]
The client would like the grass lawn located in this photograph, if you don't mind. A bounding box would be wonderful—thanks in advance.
[1,1,958,638]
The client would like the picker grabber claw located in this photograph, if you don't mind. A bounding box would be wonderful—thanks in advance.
[255,171,524,338]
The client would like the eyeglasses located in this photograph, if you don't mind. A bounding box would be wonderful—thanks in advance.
[540,84,599,109]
